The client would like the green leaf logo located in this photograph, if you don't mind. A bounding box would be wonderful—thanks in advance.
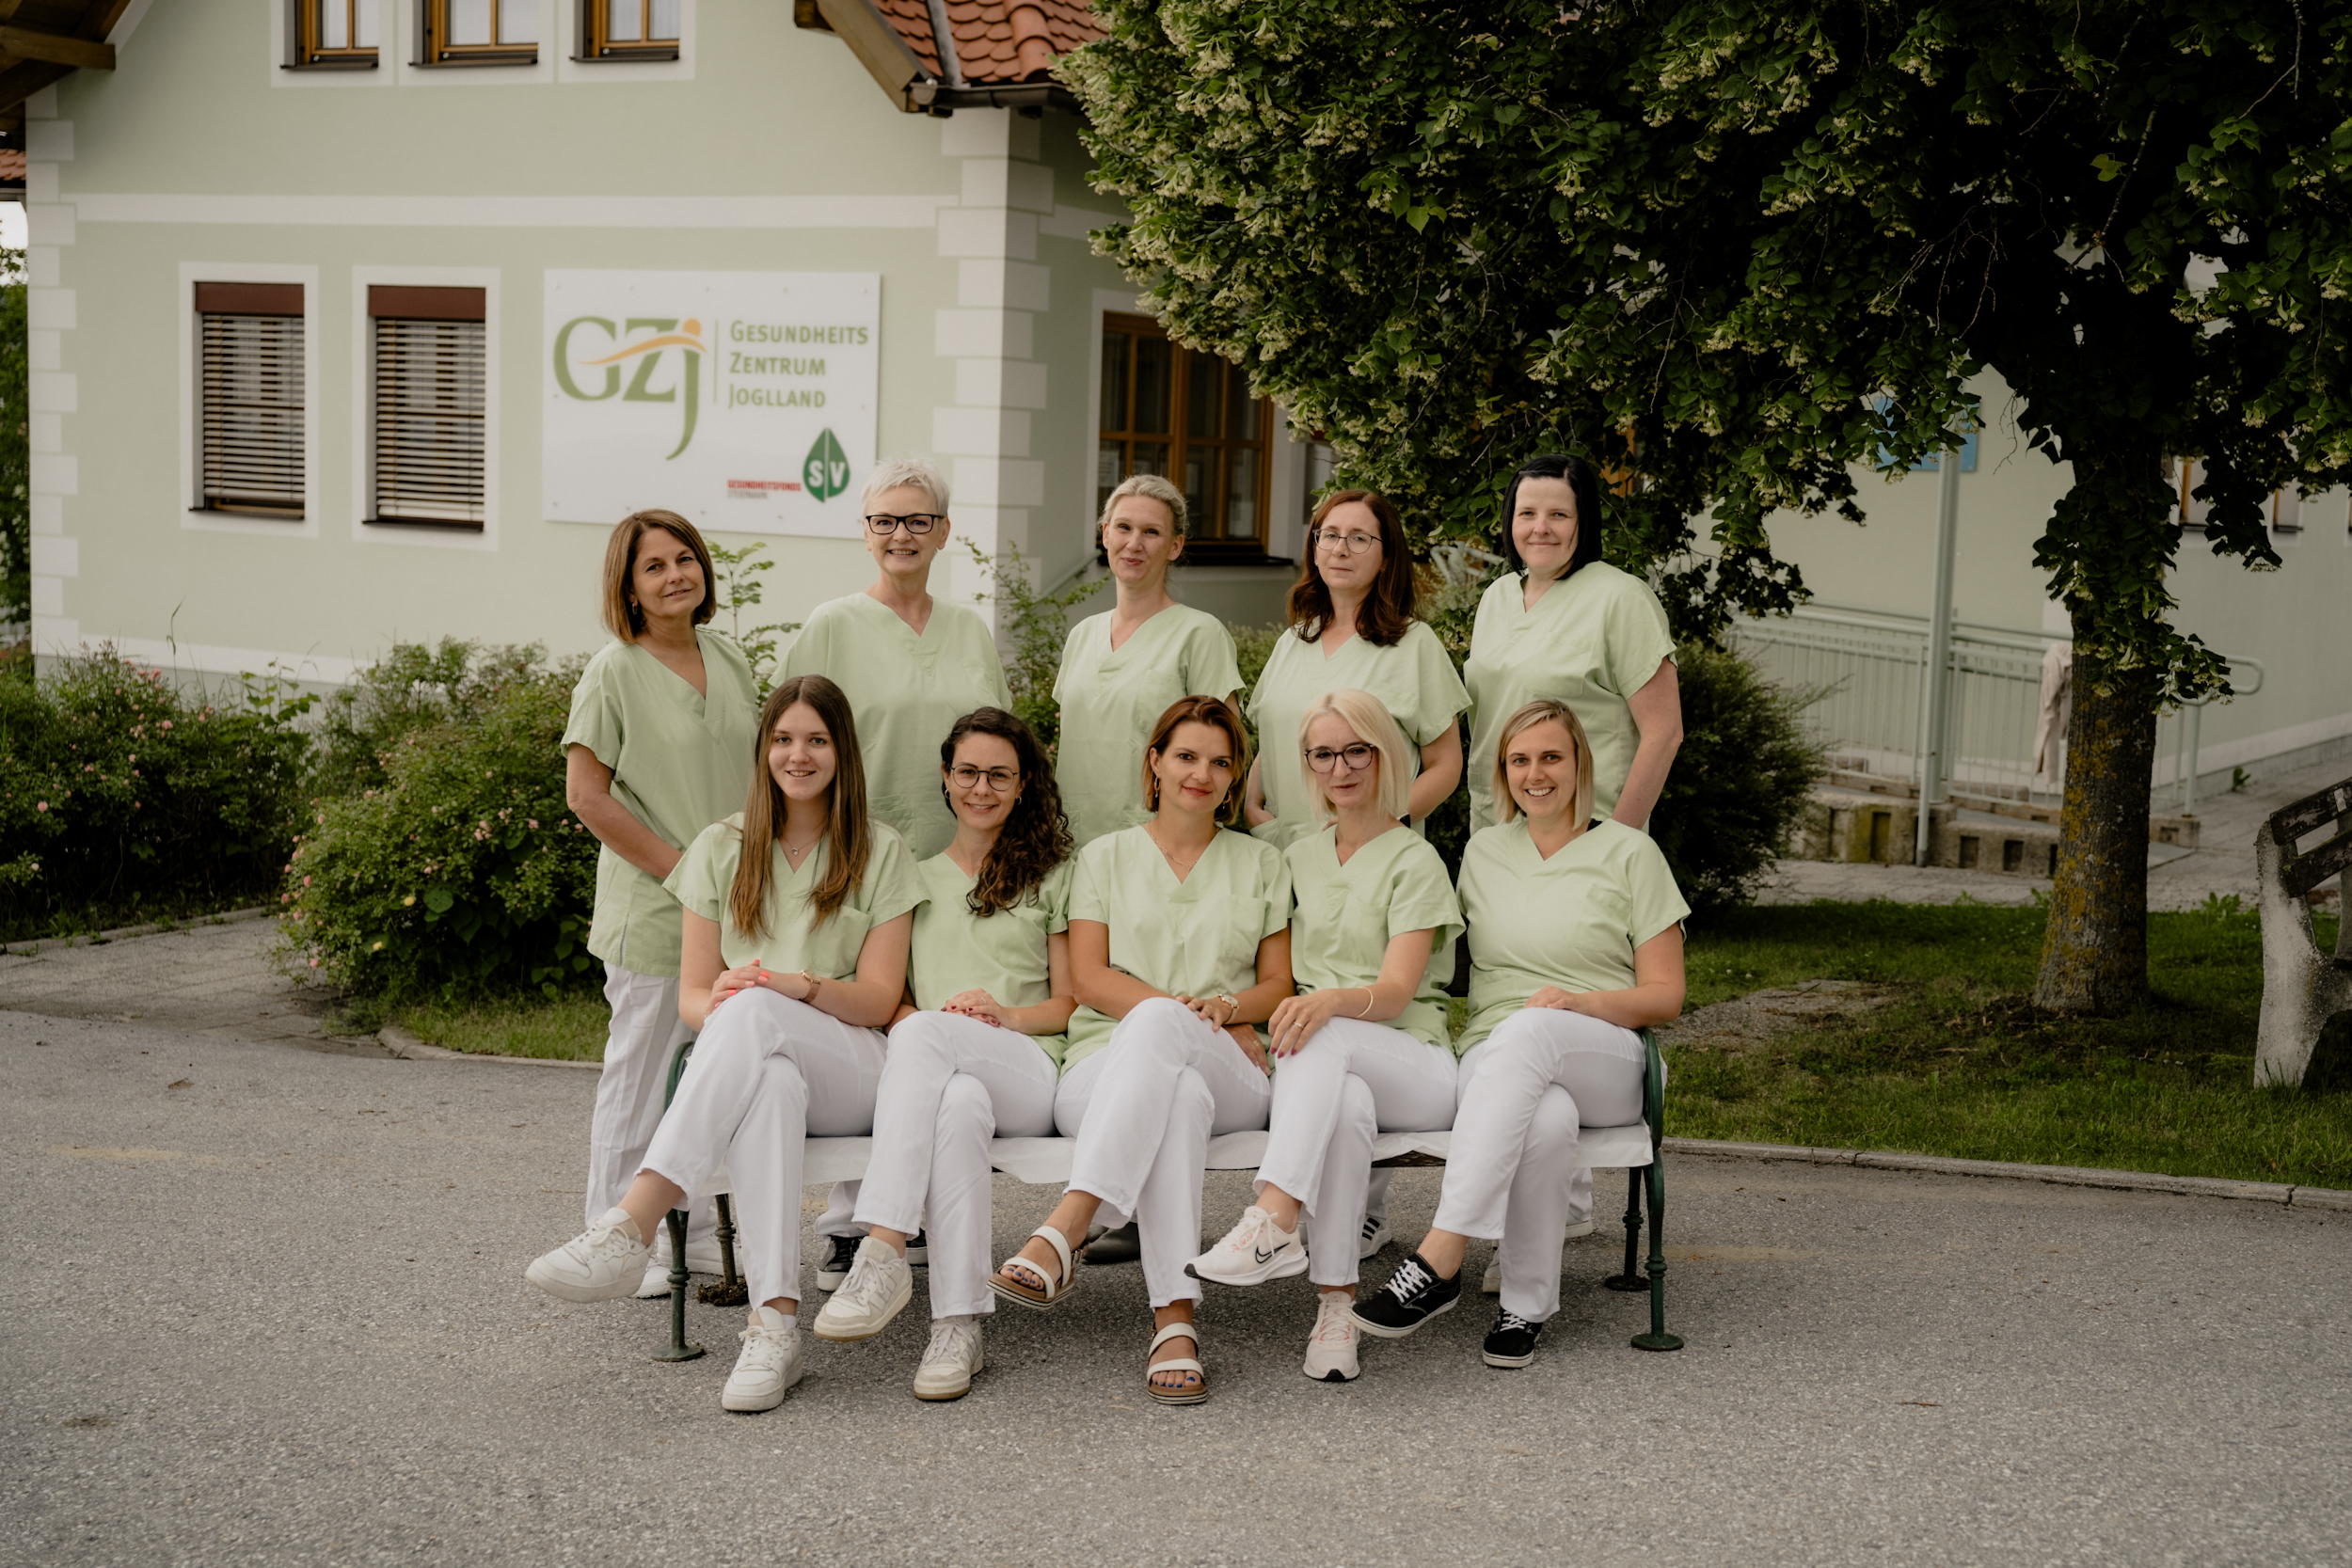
[803,429,850,502]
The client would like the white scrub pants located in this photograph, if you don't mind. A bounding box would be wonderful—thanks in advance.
[1056,998,1271,1307]
[1256,1019,1457,1289]
[588,964,714,1247]
[854,1011,1059,1319]
[638,989,884,1309]
[1434,1009,1645,1322]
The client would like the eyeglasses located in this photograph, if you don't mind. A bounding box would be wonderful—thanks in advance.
[1312,529,1380,556]
[866,514,942,535]
[948,765,1018,791]
[1304,743,1377,773]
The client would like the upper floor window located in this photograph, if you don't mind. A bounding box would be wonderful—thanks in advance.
[370,287,487,530]
[296,0,380,65]
[196,283,306,519]
[421,0,538,64]
[582,0,678,57]
[1098,311,1273,561]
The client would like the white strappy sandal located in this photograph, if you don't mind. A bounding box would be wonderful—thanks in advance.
[1146,1321,1207,1405]
[988,1226,1079,1310]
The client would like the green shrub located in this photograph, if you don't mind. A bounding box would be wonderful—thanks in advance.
[1651,640,1825,912]
[308,639,551,800]
[964,542,1101,753]
[283,641,599,1001]
[0,651,314,940]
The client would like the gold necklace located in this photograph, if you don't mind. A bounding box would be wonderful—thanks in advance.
[1147,824,1210,877]
[781,833,820,866]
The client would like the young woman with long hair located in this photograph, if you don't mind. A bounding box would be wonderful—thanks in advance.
[1184,690,1462,1384]
[525,675,922,1414]
[562,509,761,1293]
[989,696,1294,1404]
[1355,700,1688,1370]
[810,708,1077,1402]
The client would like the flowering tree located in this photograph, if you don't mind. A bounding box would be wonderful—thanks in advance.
[1063,0,2352,1013]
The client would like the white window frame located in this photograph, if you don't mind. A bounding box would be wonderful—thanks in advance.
[181,261,321,539]
[350,264,501,553]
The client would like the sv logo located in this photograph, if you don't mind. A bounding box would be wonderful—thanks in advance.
[553,316,705,460]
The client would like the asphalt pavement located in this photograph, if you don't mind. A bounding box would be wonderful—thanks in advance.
[7,997,2350,1566]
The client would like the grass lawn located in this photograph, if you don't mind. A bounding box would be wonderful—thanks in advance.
[395,898,2352,1188]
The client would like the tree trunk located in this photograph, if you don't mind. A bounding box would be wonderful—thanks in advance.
[2032,601,2158,1014]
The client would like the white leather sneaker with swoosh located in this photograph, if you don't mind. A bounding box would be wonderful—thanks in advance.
[1184,1205,1309,1288]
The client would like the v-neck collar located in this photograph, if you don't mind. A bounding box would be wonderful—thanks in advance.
[633,630,711,708]
[855,588,939,643]
[1104,599,1183,657]
[1148,825,1224,889]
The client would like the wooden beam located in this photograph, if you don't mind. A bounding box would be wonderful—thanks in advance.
[812,0,928,113]
[0,26,113,68]
[90,0,138,40]
[0,57,73,109]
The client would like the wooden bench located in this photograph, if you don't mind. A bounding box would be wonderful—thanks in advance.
[649,1031,1681,1360]
[2255,774,2352,1086]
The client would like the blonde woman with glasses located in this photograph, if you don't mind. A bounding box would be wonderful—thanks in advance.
[1184,689,1460,1384]
[1356,699,1687,1370]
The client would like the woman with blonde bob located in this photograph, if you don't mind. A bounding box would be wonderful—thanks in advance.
[563,509,762,1293]
[1184,689,1461,1385]
[1355,700,1688,1371]
[989,695,1293,1405]
[526,675,922,1416]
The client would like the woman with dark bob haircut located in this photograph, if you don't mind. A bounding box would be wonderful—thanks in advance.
[809,708,1079,1402]
[561,509,763,1297]
[1463,453,1682,831]
[1242,489,1469,852]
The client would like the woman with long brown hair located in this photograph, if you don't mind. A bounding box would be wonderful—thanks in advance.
[562,509,761,1294]
[526,675,921,1416]
[809,708,1075,1401]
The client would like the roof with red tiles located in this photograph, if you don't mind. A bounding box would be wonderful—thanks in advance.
[875,0,1104,86]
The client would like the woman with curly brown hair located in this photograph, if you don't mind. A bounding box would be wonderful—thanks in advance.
[810,708,1077,1402]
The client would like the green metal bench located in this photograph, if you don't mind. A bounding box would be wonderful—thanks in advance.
[650,1038,745,1363]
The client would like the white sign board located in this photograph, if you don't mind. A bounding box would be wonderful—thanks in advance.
[543,270,879,537]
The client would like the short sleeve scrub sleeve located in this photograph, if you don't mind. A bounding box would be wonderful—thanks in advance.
[781,594,1013,861]
[908,854,1074,1058]
[1058,827,1291,1071]
[1453,817,1691,1057]
[562,627,763,978]
[1283,826,1463,1051]
[1053,605,1244,847]
[664,816,924,979]
[1245,621,1469,851]
[1462,562,1676,827]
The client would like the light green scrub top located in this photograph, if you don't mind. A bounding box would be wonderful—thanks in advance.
[1060,826,1292,1071]
[562,628,761,978]
[909,854,1073,1059]
[1245,620,1469,851]
[781,593,1013,860]
[1463,562,1676,827]
[1454,817,1691,1057]
[664,816,922,977]
[1283,826,1464,1052]
[1052,604,1244,847]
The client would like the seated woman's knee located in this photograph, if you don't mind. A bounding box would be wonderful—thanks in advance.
[1122,995,1202,1042]
[1524,1083,1581,1156]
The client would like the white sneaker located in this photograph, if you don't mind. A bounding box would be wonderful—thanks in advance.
[1480,1220,1595,1293]
[525,1208,651,1303]
[1358,1212,1392,1260]
[633,1234,730,1298]
[913,1316,984,1402]
[1302,1291,1360,1383]
[811,1236,914,1342]
[721,1307,803,1412]
[1185,1206,1309,1288]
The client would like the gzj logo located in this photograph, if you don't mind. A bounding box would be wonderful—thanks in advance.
[553,316,706,460]
[803,429,850,503]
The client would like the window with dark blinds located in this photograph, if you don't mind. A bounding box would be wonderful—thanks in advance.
[196,282,306,517]
[370,286,486,530]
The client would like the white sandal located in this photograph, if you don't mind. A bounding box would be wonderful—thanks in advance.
[1146,1321,1207,1405]
[988,1226,1078,1310]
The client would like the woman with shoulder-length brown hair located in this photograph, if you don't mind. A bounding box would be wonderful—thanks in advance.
[988,694,1294,1405]
[561,509,763,1295]
[1243,489,1469,851]
[528,674,923,1417]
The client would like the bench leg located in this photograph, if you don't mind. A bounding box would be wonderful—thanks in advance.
[1630,1159,1682,1353]
[651,1209,706,1362]
[1604,1165,1645,1291]
[699,1193,749,1307]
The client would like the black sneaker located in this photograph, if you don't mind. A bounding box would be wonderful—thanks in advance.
[816,1233,862,1291]
[1482,1308,1543,1368]
[1084,1221,1140,1265]
[1350,1251,1463,1339]
[905,1230,929,1267]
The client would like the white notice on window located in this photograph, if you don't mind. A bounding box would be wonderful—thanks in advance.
[542,270,880,538]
